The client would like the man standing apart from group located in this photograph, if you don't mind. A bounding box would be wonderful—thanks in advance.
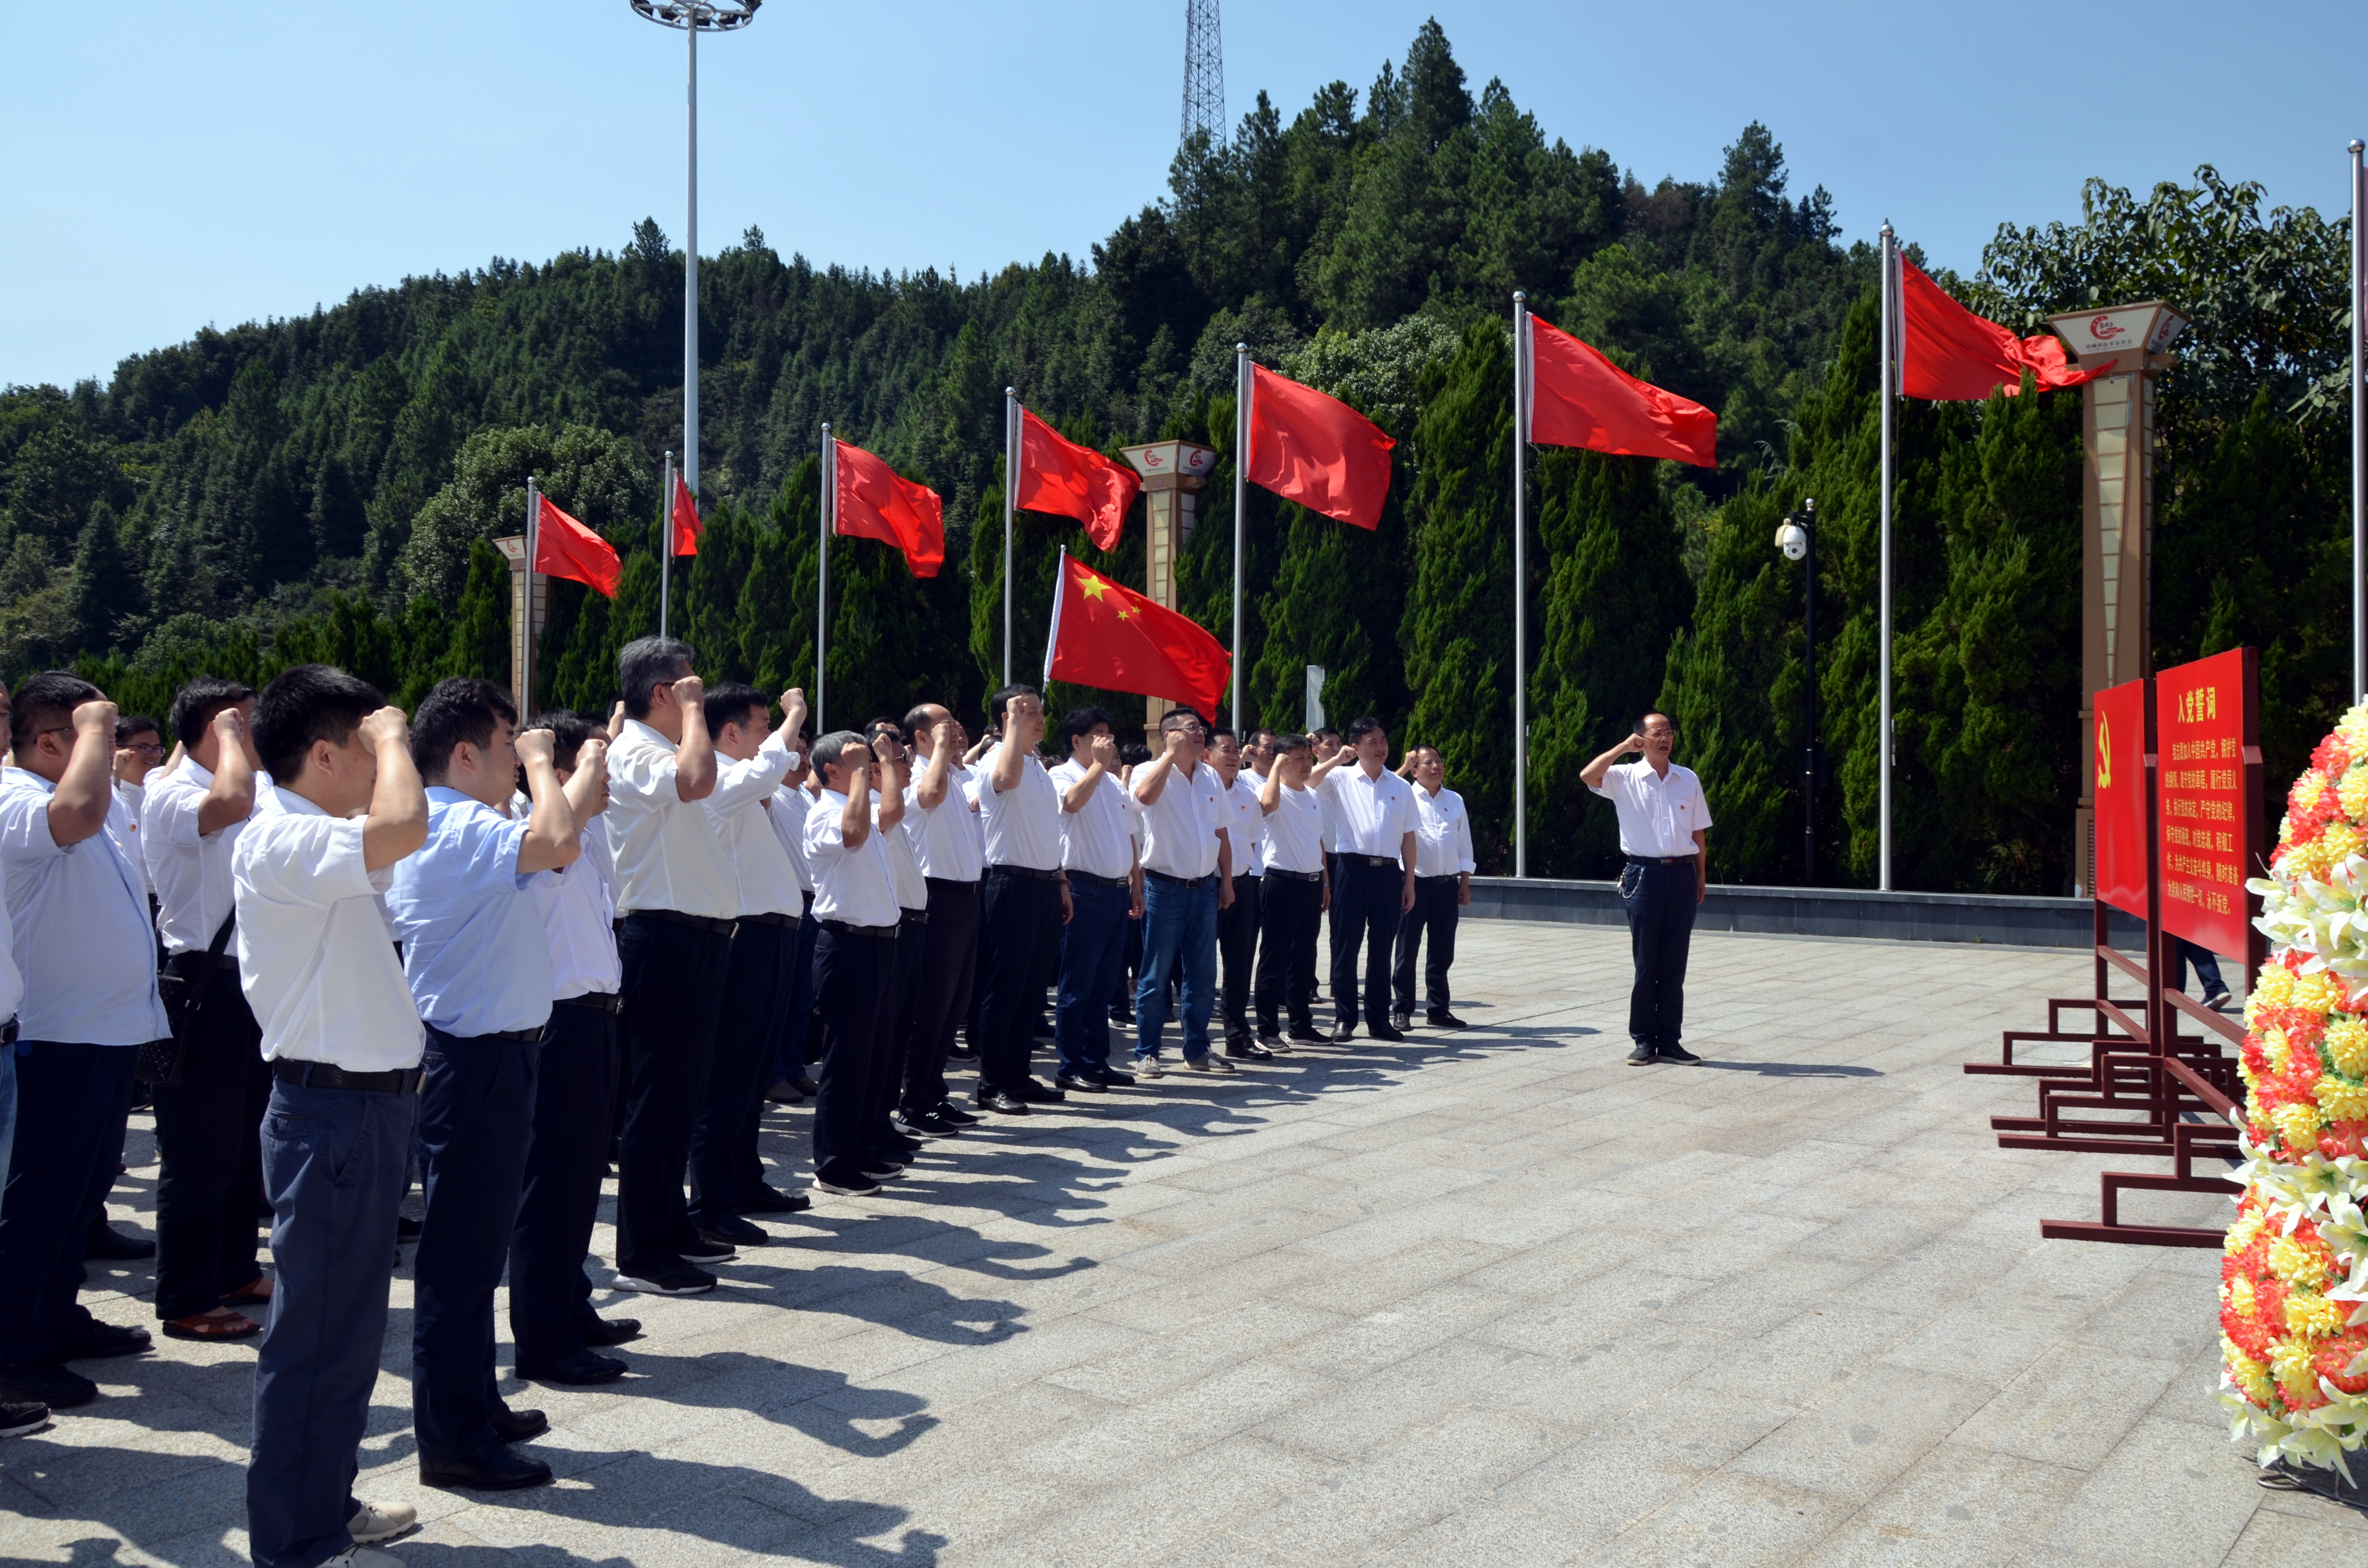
[1581,713,1711,1066]
[1048,707,1138,1093]
[1392,744,1472,1032]
[1317,717,1416,1042]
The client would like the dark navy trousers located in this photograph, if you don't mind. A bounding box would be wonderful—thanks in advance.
[901,879,980,1115]
[869,920,928,1148]
[0,1041,136,1366]
[811,925,892,1187]
[690,917,793,1227]
[509,1000,618,1368]
[1328,859,1405,1031]
[615,915,732,1277]
[1620,859,1698,1050]
[973,870,1063,1096]
[1056,878,1130,1076]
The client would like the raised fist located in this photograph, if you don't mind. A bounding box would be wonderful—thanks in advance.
[515,728,557,769]
[358,707,410,752]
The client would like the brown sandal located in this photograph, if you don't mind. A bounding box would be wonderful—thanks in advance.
[161,1309,261,1341]
[220,1277,275,1306]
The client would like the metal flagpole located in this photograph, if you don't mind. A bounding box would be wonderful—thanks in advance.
[523,475,539,716]
[658,452,674,637]
[1003,388,1017,688]
[818,423,831,733]
[682,11,699,508]
[1878,222,1897,892]
[1512,294,1529,880]
[2352,140,2365,703]
[1233,344,1250,727]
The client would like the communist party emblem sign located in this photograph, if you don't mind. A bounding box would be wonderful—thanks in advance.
[2092,677,2147,919]
[2153,648,2259,957]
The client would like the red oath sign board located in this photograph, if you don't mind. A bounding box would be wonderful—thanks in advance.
[2092,678,2148,920]
[2154,648,2260,957]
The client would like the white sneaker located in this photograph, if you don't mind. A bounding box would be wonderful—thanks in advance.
[1185,1054,1235,1074]
[1135,1058,1166,1078]
[321,1545,406,1568]
[347,1500,416,1544]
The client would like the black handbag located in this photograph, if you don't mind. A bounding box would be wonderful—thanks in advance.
[138,913,234,1088]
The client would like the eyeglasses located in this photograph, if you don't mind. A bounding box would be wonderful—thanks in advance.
[125,741,164,756]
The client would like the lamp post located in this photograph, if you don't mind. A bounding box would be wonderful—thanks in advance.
[629,0,761,546]
[1775,497,1819,886]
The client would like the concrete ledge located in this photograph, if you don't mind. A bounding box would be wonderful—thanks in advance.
[1466,876,2148,949]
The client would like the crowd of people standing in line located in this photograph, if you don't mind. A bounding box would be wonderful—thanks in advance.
[0,636,1506,1568]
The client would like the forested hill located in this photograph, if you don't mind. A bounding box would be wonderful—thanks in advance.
[0,21,2354,894]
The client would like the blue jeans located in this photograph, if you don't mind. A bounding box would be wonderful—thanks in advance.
[249,1078,415,1568]
[1057,879,1130,1075]
[1135,875,1218,1061]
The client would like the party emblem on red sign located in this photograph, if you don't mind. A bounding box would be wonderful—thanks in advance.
[2089,314,2125,341]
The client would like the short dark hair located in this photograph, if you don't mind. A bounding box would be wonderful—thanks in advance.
[811,729,868,776]
[703,682,769,737]
[1248,728,1279,750]
[1344,716,1385,745]
[1209,727,1237,746]
[1639,710,1675,733]
[618,637,695,720]
[168,676,257,747]
[986,684,1037,727]
[1313,727,1342,745]
[1271,733,1311,758]
[409,677,518,782]
[115,715,161,746]
[1060,705,1112,746]
[1408,743,1442,763]
[253,664,384,784]
[863,715,903,740]
[1119,743,1153,767]
[527,710,599,772]
[1160,708,1206,736]
[901,703,942,740]
[12,672,102,750]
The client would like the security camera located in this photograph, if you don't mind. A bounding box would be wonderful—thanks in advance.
[1774,522,1808,562]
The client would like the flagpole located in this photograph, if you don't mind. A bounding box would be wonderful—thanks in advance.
[2352,140,2365,704]
[1233,343,1249,728]
[682,8,699,512]
[1878,222,1897,892]
[1003,387,1017,688]
[659,451,674,638]
[1043,549,1069,685]
[1512,293,1529,880]
[524,475,538,717]
[818,422,831,734]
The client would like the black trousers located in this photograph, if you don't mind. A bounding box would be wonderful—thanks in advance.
[870,918,928,1145]
[974,869,1064,1096]
[152,960,270,1321]
[1216,874,1262,1044]
[901,879,981,1115]
[689,917,793,1227]
[615,913,732,1278]
[1393,876,1462,1016]
[1328,859,1405,1030]
[1254,873,1323,1033]
[770,891,820,1081]
[1620,859,1698,1049]
[509,1000,619,1368]
[413,1027,539,1464]
[812,925,892,1185]
[0,1042,136,1365]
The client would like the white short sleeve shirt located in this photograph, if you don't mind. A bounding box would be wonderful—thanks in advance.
[144,760,281,954]
[1049,759,1134,881]
[604,718,739,919]
[1412,785,1476,876]
[978,745,1064,871]
[903,760,985,883]
[1221,774,1266,877]
[1588,760,1713,858]
[1260,782,1325,874]
[0,770,170,1045]
[1319,765,1418,860]
[1136,760,1228,881]
[531,820,622,1000]
[804,790,900,928]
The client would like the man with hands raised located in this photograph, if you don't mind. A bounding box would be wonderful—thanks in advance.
[803,729,905,1197]
[1049,707,1138,1093]
[895,703,985,1135]
[971,686,1071,1114]
[1581,713,1712,1067]
[1129,709,1235,1076]
[1314,717,1417,1043]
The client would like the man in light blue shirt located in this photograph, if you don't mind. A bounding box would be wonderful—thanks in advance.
[385,677,578,1493]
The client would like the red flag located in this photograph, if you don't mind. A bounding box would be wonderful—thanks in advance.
[1045,553,1230,718]
[532,495,621,599]
[1245,364,1394,530]
[1017,410,1140,550]
[833,441,944,578]
[1527,315,1716,467]
[670,470,703,556]
[1898,257,2108,401]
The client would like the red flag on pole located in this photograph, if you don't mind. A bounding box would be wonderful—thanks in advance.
[833,441,944,578]
[1016,410,1140,550]
[532,495,621,599]
[670,470,703,556]
[1044,552,1230,718]
[1526,315,1717,467]
[1897,257,2108,401]
[1245,364,1394,530]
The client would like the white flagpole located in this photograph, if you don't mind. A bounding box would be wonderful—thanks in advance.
[682,12,699,507]
[658,452,674,638]
[1513,293,1529,880]
[523,475,538,717]
[1003,388,1017,688]
[1878,222,1897,892]
[1233,344,1250,727]
[818,422,832,734]
[2352,140,2365,703]
[1044,549,1069,685]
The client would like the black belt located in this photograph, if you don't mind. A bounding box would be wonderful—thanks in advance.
[1416,873,1463,883]
[1265,868,1321,883]
[167,946,240,974]
[924,876,981,892]
[471,1025,547,1043]
[555,992,623,1014]
[987,864,1062,882]
[272,1059,425,1093]
[900,909,929,928]
[1626,855,1694,867]
[1343,855,1402,870]
[633,909,739,936]
[0,1017,16,1046]
[738,910,800,929]
[1066,870,1129,891]
[1146,869,1213,889]
[817,918,899,939]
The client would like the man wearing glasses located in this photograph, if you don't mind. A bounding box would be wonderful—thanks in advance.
[1580,713,1712,1066]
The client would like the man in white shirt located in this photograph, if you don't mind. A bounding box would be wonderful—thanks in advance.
[1210,728,1272,1061]
[236,663,430,1568]
[1049,706,1139,1092]
[509,711,643,1389]
[1583,712,1714,1066]
[112,713,163,902]
[0,673,173,1414]
[763,764,822,1103]
[1253,734,1328,1046]
[1316,716,1417,1042]
[861,719,933,1163]
[1131,709,1235,1074]
[685,683,808,1252]
[1392,744,1476,1031]
[972,686,1072,1113]
[604,637,739,1297]
[142,676,278,1346]
[894,703,985,1135]
[804,730,905,1196]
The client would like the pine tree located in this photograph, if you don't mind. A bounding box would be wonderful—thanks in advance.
[67,502,141,655]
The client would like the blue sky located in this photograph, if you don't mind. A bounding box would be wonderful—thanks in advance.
[3,0,2358,390]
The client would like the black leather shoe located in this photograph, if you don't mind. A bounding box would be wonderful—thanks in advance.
[1330,1022,1357,1043]
[1626,1042,1657,1066]
[1656,1044,1702,1064]
[490,1405,551,1440]
[1389,1010,1413,1032]
[1428,1011,1468,1029]
[53,1322,151,1361]
[575,1317,641,1347]
[396,1215,423,1241]
[1091,1066,1136,1087]
[84,1223,155,1261]
[763,1079,806,1105]
[931,1102,981,1126]
[1287,1024,1326,1043]
[787,1075,820,1097]
[420,1447,554,1491]
[516,1350,627,1387]
[1223,1041,1274,1060]
[946,1044,979,1061]
[1366,1023,1407,1042]
[1013,1079,1066,1103]
[0,1360,96,1409]
[1053,1071,1107,1093]
[738,1186,811,1214]
[1031,1018,1056,1041]
[879,1130,926,1154]
[977,1090,1030,1115]
[696,1221,766,1249]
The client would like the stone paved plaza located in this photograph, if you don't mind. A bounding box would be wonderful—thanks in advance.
[5,919,2366,1567]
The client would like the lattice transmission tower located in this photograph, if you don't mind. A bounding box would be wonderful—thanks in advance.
[1181,0,1225,147]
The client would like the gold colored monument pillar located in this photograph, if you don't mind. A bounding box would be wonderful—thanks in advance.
[2047,303,2188,895]
[1120,440,1217,747]
[492,534,547,715]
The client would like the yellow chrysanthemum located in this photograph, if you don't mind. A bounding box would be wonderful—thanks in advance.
[2228,1274,2259,1315]
[2318,1076,2368,1124]
[2328,1017,2368,1078]
[2339,705,2368,755]
[2264,1026,2294,1075]
[2253,966,2299,1018]
[2272,1236,2323,1287]
[2286,1291,2348,1340]
[2275,1337,2323,1402]
[2228,1339,2279,1408]
[2228,1213,2266,1257]
[2296,972,2345,1016]
[2278,1102,2326,1150]
[2342,766,2368,823]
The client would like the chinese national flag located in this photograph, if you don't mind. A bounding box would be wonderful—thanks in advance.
[1045,553,1230,718]
[532,495,621,599]
[1898,257,2107,401]
[834,441,944,578]
[1245,364,1394,530]
[670,471,703,556]
[1017,410,1140,550]
[1527,315,1716,467]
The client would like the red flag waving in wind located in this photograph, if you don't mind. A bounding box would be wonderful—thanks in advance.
[670,470,703,557]
[1044,552,1230,718]
[1017,410,1140,550]
[1245,364,1394,530]
[1527,315,1717,467]
[533,495,621,599]
[834,441,944,578]
[1897,257,2107,401]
